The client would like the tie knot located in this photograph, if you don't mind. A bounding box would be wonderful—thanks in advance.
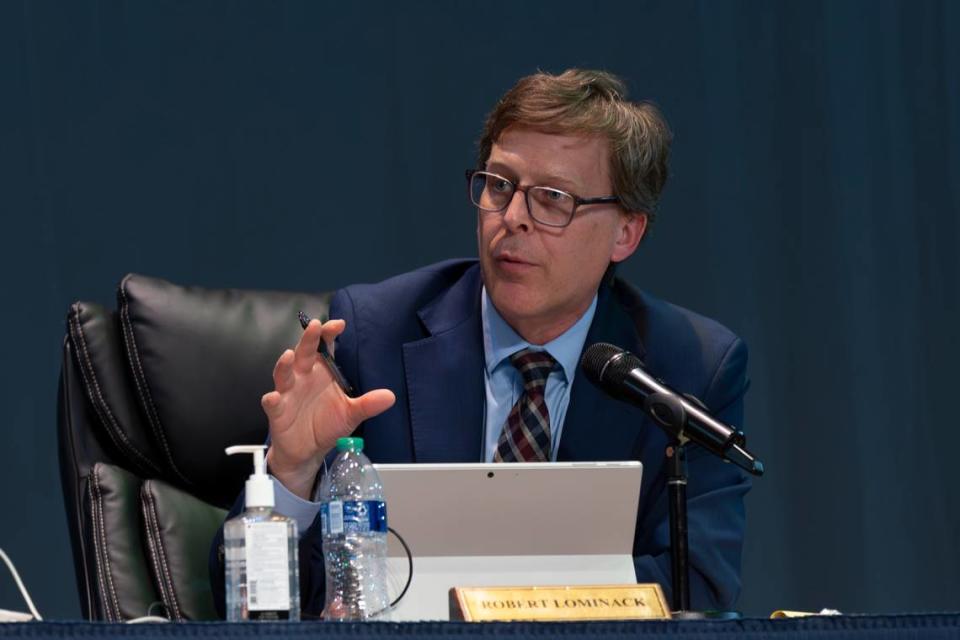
[509,348,556,389]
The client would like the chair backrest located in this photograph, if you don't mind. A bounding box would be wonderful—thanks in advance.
[58,274,331,620]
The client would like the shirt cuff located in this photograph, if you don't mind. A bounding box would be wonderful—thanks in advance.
[271,476,321,535]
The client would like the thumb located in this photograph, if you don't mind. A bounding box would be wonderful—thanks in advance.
[346,388,396,426]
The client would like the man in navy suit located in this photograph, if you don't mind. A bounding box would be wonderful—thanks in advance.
[213,69,750,616]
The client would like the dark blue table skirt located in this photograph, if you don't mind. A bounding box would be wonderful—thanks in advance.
[1,615,959,640]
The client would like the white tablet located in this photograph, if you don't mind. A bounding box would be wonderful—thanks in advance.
[374,461,643,620]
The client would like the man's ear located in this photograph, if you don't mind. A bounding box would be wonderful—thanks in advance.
[610,212,647,263]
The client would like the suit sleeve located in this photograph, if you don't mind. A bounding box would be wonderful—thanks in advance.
[632,336,751,611]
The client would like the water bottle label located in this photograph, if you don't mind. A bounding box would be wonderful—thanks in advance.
[321,500,387,534]
[244,522,290,612]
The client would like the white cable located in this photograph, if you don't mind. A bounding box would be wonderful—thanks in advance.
[0,546,42,621]
[126,615,170,624]
[126,602,170,624]
[0,545,174,624]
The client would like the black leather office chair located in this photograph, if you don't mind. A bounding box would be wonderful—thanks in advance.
[57,274,332,620]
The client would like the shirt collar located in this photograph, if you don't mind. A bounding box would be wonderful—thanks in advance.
[481,286,598,383]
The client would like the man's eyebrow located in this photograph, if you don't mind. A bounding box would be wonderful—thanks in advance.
[537,174,580,192]
[484,162,518,179]
[485,162,580,192]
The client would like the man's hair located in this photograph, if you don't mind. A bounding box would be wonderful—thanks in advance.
[478,69,672,224]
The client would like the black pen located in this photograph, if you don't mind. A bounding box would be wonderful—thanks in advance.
[298,310,355,397]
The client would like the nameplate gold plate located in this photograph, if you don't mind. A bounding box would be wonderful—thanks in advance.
[450,584,670,621]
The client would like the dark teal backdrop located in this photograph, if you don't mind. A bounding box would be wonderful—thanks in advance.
[2,0,958,619]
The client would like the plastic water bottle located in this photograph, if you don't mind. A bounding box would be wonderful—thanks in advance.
[319,437,389,620]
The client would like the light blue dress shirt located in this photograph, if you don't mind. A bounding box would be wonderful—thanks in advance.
[272,287,599,532]
[480,286,598,462]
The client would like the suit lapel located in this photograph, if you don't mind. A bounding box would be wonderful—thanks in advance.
[402,266,485,462]
[558,281,649,462]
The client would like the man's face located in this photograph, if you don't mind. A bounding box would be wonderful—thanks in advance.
[477,128,646,344]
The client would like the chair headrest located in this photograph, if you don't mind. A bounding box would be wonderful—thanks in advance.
[68,301,165,478]
[117,274,332,507]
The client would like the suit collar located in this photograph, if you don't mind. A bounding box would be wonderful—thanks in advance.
[403,264,485,462]
[416,264,483,336]
[558,279,649,461]
[586,278,646,360]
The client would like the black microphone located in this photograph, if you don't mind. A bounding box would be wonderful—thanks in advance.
[581,342,764,476]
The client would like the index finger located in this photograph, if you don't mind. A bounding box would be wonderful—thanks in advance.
[293,319,324,374]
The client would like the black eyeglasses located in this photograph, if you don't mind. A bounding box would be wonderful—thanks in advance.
[465,169,620,228]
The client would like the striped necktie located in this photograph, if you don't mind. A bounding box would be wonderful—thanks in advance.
[494,348,557,462]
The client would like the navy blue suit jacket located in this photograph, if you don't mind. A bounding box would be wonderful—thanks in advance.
[212,258,750,615]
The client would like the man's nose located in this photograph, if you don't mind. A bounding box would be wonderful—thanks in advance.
[501,190,532,232]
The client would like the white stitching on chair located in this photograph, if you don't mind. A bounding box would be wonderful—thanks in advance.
[90,466,122,621]
[117,278,189,486]
[152,507,183,621]
[87,478,111,620]
[68,305,161,476]
[139,489,167,616]
[140,482,183,621]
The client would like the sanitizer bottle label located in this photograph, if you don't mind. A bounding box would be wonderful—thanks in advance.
[245,522,290,613]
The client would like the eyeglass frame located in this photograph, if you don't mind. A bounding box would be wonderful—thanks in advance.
[465,169,621,228]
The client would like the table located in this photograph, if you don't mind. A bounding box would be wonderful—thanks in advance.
[1,615,959,640]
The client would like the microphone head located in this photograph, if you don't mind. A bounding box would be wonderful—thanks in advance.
[580,342,627,386]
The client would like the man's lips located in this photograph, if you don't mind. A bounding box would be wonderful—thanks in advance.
[492,253,538,278]
[494,252,535,267]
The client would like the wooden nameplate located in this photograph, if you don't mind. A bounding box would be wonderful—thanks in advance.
[450,584,670,621]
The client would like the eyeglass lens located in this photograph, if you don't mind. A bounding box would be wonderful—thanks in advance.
[469,172,575,226]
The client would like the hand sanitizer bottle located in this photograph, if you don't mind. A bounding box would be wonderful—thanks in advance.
[224,445,300,621]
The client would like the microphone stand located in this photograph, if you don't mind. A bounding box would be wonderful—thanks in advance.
[643,393,740,620]
[665,440,691,614]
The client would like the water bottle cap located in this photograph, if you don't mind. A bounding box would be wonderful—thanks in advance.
[336,437,364,452]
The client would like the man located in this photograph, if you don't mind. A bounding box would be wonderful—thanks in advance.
[212,68,750,616]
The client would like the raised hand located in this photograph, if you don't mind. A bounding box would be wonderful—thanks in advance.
[261,318,395,499]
